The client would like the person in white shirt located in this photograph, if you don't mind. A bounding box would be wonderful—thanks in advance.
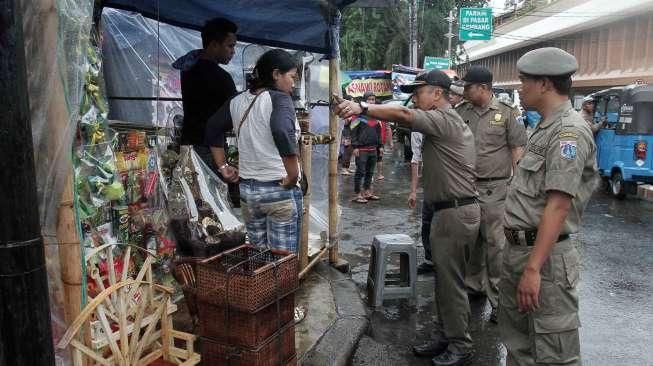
[205,49,302,252]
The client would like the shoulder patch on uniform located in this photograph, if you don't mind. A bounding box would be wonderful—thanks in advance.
[560,140,577,160]
[559,131,578,139]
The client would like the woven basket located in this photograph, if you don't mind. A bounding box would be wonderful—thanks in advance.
[171,257,205,328]
[197,292,294,347]
[197,245,298,313]
[200,322,296,366]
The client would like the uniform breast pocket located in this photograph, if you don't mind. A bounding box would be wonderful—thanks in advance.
[486,125,505,135]
[513,153,545,197]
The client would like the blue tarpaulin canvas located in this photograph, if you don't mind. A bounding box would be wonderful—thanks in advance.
[101,0,356,53]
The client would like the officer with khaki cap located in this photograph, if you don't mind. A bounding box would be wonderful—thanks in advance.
[500,47,598,365]
[456,66,527,322]
[333,69,480,366]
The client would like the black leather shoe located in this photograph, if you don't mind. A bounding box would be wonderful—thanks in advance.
[490,307,498,324]
[417,262,434,274]
[431,350,474,366]
[412,340,448,357]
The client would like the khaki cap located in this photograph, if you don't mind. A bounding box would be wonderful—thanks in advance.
[517,47,578,76]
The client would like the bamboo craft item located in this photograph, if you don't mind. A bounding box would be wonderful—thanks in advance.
[56,280,200,366]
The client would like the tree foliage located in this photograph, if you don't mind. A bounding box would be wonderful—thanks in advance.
[340,0,487,70]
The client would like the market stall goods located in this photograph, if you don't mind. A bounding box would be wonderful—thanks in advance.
[56,279,200,366]
[193,245,298,365]
[73,38,246,306]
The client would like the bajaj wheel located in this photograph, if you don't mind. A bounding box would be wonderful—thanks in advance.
[610,172,626,199]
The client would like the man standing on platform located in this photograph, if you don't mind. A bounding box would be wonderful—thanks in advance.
[456,66,527,323]
[334,69,480,366]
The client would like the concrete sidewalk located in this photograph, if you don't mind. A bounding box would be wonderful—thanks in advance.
[296,261,369,366]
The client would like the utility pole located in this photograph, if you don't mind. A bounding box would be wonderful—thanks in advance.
[445,9,455,65]
[408,0,418,67]
[0,1,56,365]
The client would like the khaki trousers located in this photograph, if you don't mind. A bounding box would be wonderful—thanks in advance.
[499,239,582,366]
[465,178,508,308]
[430,203,480,353]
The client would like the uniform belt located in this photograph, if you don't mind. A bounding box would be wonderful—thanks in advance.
[504,229,570,247]
[476,176,510,182]
[429,197,478,212]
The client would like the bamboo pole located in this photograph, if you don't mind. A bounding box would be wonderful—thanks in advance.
[328,56,340,264]
[299,136,313,271]
[57,174,83,343]
[299,247,329,280]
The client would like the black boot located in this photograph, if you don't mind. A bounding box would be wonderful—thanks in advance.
[431,349,474,366]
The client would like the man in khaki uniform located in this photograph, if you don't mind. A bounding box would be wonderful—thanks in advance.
[499,47,598,366]
[579,96,604,135]
[333,70,480,366]
[456,66,527,322]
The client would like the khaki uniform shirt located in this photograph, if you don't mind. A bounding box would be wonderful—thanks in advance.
[456,97,527,179]
[411,106,478,203]
[504,101,599,234]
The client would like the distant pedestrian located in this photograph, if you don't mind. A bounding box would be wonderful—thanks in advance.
[448,80,465,108]
[360,92,389,180]
[580,95,604,135]
[500,47,598,366]
[350,91,383,203]
[341,113,354,175]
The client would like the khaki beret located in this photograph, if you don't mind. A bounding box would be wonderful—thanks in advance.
[517,47,578,76]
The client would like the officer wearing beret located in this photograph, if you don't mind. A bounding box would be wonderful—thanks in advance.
[456,66,527,323]
[499,47,598,365]
[334,70,480,366]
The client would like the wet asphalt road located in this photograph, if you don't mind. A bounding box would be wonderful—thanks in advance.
[338,149,653,366]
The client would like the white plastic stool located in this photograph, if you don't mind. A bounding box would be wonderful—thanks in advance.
[366,234,417,308]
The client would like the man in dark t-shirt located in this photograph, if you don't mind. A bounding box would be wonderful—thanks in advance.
[173,17,237,157]
[173,17,239,203]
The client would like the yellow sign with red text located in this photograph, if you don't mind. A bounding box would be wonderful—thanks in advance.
[345,78,393,98]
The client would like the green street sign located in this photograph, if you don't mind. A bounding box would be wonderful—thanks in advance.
[423,56,450,70]
[459,7,493,41]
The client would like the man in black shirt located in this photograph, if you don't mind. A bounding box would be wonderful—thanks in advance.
[174,17,237,157]
[173,17,238,202]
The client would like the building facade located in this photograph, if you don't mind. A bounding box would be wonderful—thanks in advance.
[458,0,653,99]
